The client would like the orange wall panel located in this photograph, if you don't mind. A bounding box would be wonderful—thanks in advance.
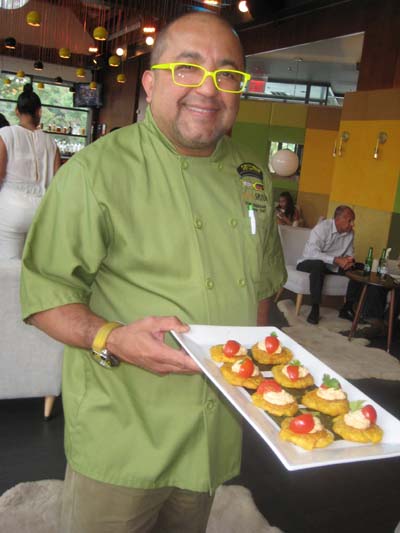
[299,129,338,195]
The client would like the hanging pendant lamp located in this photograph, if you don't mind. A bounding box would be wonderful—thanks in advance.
[26,11,41,27]
[93,26,108,41]
[59,48,71,59]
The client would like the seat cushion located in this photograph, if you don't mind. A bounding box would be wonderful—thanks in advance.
[284,265,349,296]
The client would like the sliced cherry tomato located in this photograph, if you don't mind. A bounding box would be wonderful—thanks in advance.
[264,335,280,354]
[361,404,377,424]
[286,365,299,381]
[238,358,254,378]
[320,384,328,389]
[257,379,282,394]
[289,414,315,434]
[223,340,241,357]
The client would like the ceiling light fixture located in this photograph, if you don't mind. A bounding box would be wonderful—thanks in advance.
[26,10,41,27]
[108,55,120,67]
[76,67,85,78]
[93,26,108,41]
[117,73,126,84]
[89,81,97,90]
[145,36,155,46]
[59,47,71,59]
[88,46,98,53]
[143,26,156,33]
[238,1,249,13]
[116,47,124,57]
[16,70,25,78]
[1,0,29,8]
[4,37,17,50]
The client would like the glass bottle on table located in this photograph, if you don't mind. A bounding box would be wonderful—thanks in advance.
[377,248,386,276]
[378,248,388,279]
[363,247,373,276]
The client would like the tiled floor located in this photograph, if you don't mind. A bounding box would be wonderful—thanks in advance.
[1,302,399,533]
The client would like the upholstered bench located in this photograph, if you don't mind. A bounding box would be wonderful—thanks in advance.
[0,259,63,418]
[276,225,349,314]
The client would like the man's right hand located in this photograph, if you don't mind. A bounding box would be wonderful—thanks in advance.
[106,316,200,376]
[334,256,355,270]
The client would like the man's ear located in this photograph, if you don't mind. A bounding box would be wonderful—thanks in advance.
[142,70,154,104]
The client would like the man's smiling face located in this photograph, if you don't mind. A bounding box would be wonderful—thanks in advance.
[142,14,244,157]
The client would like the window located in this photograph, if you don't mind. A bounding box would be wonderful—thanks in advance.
[0,72,89,154]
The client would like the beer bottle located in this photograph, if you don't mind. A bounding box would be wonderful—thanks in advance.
[377,248,386,276]
[363,247,373,276]
[378,248,388,278]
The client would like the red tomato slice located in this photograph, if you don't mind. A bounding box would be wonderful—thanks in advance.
[286,365,299,381]
[289,414,315,434]
[223,340,241,357]
[257,379,282,394]
[238,359,254,378]
[320,384,328,389]
[361,404,377,424]
[264,335,280,354]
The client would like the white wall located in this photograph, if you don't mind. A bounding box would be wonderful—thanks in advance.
[1,55,91,83]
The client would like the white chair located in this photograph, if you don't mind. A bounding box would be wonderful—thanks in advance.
[0,259,63,418]
[276,225,349,314]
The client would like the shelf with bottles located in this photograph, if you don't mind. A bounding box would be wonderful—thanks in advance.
[45,130,87,139]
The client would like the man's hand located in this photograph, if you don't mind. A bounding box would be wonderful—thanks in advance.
[107,316,200,376]
[334,255,355,270]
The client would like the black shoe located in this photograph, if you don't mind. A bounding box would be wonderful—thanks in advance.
[307,305,320,325]
[338,308,355,321]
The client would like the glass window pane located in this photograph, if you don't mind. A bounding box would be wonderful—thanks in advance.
[309,85,327,101]
[0,72,30,102]
[41,107,88,133]
[0,100,17,125]
[32,81,74,107]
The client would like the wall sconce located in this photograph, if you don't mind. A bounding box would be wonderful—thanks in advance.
[373,131,388,159]
[338,131,350,157]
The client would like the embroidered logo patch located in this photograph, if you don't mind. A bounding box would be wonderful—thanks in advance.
[237,162,267,211]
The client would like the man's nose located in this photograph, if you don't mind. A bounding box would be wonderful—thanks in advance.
[196,74,219,96]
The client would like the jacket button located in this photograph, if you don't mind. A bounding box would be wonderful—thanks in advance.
[194,217,203,229]
[181,159,188,170]
[230,218,238,228]
[238,278,246,287]
[218,163,223,170]
[206,399,216,411]
[206,278,214,289]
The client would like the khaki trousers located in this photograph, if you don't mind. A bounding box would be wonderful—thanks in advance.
[60,465,214,533]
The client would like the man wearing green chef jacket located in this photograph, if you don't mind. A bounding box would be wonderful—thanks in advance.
[20,11,286,533]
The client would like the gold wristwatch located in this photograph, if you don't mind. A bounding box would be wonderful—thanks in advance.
[91,321,123,368]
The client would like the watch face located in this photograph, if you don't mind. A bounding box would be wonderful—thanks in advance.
[91,349,120,368]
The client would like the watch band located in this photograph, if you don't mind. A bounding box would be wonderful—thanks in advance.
[91,321,123,369]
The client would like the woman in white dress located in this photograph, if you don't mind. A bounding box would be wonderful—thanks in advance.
[0,84,60,259]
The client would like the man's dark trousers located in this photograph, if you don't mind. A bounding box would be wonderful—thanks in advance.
[296,260,354,305]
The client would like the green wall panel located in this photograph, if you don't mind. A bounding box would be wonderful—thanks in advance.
[268,125,305,144]
[387,212,400,258]
[393,173,400,214]
[232,122,269,162]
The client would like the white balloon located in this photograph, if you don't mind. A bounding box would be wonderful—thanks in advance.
[270,149,299,177]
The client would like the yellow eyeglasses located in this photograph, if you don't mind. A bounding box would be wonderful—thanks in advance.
[151,62,251,94]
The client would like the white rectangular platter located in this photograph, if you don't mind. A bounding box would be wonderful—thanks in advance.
[171,325,400,471]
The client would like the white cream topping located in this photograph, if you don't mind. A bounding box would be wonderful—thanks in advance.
[309,416,323,433]
[263,390,294,405]
[257,339,282,354]
[251,365,261,377]
[223,343,247,357]
[282,365,309,379]
[344,409,371,429]
[317,387,346,400]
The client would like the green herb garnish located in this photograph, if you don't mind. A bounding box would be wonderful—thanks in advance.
[322,373,341,390]
[349,400,365,412]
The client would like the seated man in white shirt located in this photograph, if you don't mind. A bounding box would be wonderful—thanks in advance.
[296,206,355,324]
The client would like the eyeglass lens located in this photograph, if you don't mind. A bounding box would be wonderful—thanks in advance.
[173,64,246,91]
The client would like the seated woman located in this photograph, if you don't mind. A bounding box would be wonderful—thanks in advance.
[275,191,303,227]
[0,84,60,259]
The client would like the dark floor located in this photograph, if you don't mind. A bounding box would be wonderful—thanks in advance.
[1,301,399,533]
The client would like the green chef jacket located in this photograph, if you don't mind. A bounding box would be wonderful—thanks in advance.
[20,108,287,492]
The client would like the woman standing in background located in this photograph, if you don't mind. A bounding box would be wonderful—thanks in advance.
[276,191,303,227]
[0,84,60,259]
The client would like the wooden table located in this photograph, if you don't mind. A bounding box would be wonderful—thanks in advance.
[346,270,397,352]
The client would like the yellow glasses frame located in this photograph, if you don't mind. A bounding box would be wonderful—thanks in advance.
[151,62,251,94]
